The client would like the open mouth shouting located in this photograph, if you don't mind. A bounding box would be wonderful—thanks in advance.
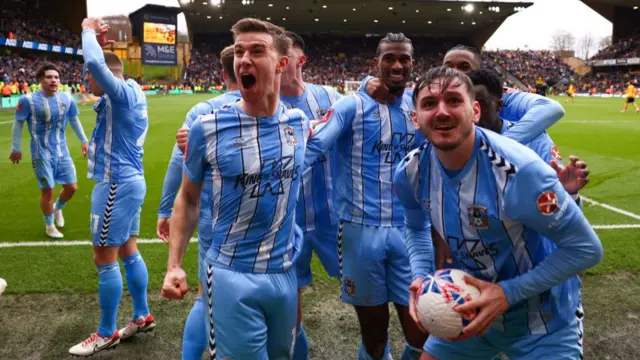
[240,73,257,90]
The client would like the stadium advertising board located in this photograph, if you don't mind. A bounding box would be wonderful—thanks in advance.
[589,57,640,67]
[141,13,177,66]
[0,37,82,56]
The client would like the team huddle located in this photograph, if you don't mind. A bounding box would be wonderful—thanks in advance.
[10,16,603,360]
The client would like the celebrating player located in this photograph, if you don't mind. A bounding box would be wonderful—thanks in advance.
[394,66,603,359]
[621,81,639,113]
[157,44,241,360]
[361,45,565,145]
[10,62,88,239]
[162,18,307,359]
[69,19,153,357]
[305,33,427,360]
[280,30,342,359]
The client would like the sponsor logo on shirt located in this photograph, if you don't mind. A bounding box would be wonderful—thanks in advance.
[537,191,559,216]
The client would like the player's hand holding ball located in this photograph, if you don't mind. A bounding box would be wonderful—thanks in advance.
[161,267,188,300]
[452,273,509,341]
[414,269,508,340]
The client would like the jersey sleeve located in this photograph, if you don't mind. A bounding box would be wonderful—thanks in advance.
[158,144,185,218]
[82,29,124,100]
[499,160,603,306]
[305,95,357,167]
[15,96,30,121]
[501,91,565,144]
[394,151,434,280]
[183,102,211,129]
[359,75,375,92]
[526,134,557,165]
[67,96,80,118]
[182,117,209,184]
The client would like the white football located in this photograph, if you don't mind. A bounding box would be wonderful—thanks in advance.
[416,269,480,339]
[0,278,6,296]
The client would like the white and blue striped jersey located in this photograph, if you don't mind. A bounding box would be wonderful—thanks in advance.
[83,29,149,184]
[14,90,82,159]
[280,83,342,232]
[157,90,242,221]
[183,102,309,273]
[305,90,423,227]
[394,127,602,336]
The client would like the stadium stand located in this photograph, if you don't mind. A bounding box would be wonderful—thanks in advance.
[592,32,639,60]
[0,8,81,48]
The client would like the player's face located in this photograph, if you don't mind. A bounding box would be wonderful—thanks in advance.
[234,32,288,103]
[443,50,479,73]
[85,71,104,96]
[40,70,59,92]
[281,46,305,85]
[415,78,480,151]
[376,42,413,92]
[473,84,502,131]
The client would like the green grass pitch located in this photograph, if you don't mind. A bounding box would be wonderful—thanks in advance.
[0,94,638,359]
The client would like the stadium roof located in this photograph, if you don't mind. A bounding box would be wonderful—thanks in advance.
[180,0,532,46]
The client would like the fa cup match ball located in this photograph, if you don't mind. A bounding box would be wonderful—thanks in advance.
[0,278,7,296]
[416,269,480,339]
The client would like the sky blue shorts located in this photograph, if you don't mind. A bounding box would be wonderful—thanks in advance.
[203,264,298,360]
[295,224,340,288]
[32,156,77,189]
[425,304,584,360]
[90,180,145,247]
[338,221,411,307]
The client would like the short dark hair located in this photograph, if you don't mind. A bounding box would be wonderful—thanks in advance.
[231,18,291,56]
[286,31,305,52]
[467,68,503,98]
[220,45,236,83]
[445,45,482,67]
[376,32,414,56]
[36,62,60,81]
[412,66,475,106]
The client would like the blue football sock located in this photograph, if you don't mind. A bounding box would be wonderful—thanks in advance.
[122,252,150,320]
[401,343,422,360]
[359,342,392,360]
[97,262,123,338]
[54,198,67,211]
[293,322,309,360]
[182,296,207,360]
[44,213,54,226]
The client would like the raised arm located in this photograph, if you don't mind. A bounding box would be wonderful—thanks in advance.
[499,160,603,306]
[81,20,122,99]
[501,91,565,144]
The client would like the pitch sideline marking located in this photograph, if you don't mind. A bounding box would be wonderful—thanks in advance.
[581,196,640,221]
[1,226,638,249]
[0,237,198,248]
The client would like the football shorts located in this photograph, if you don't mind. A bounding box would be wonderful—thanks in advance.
[32,156,77,189]
[90,180,145,247]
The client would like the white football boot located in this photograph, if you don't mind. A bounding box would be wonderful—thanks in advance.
[119,314,156,340]
[45,225,63,239]
[68,331,120,356]
[54,209,65,228]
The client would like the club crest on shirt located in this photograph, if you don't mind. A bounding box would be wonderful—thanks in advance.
[372,108,381,120]
[316,107,329,119]
[283,126,299,146]
[343,277,356,297]
[551,145,562,162]
[233,137,246,149]
[423,199,431,211]
[467,204,488,228]
[537,191,559,216]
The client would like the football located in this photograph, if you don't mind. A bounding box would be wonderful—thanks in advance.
[416,269,480,339]
[0,277,7,296]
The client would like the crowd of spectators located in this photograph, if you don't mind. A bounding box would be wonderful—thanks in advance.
[0,9,81,48]
[0,52,83,85]
[592,33,639,60]
[483,49,576,89]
